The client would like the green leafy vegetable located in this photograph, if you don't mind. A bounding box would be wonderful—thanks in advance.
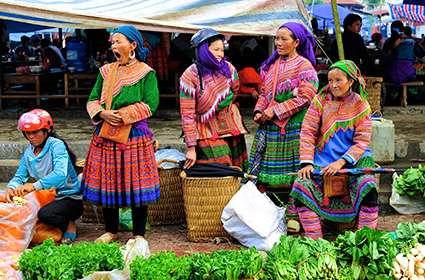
[394,165,425,196]
[19,239,124,280]
[265,236,339,280]
[130,251,192,280]
[334,227,397,280]
[190,248,264,280]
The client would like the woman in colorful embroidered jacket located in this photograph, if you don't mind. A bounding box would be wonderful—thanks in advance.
[82,25,159,243]
[290,60,378,240]
[180,28,248,170]
[248,22,318,226]
[7,109,82,244]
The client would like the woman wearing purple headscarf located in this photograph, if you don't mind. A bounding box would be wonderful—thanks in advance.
[179,28,248,170]
[248,22,319,229]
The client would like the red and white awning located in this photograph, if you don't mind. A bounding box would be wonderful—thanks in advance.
[388,2,425,24]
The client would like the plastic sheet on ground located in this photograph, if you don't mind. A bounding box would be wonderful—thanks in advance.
[0,251,23,280]
[155,148,185,169]
[0,192,41,252]
[0,190,56,278]
[221,181,286,251]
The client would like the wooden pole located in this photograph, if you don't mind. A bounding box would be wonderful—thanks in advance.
[331,0,344,60]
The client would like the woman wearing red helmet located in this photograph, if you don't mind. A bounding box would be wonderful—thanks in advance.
[6,109,82,244]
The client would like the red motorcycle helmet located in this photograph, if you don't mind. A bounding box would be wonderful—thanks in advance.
[29,109,54,132]
[17,111,50,132]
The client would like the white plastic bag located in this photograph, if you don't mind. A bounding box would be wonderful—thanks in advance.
[221,181,286,251]
[80,238,150,280]
[122,237,150,269]
[390,173,425,214]
[79,269,128,280]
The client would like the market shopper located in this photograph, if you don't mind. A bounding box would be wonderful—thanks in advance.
[81,25,160,243]
[7,109,82,244]
[382,21,416,85]
[290,60,379,240]
[179,28,248,170]
[248,22,318,225]
[330,13,369,72]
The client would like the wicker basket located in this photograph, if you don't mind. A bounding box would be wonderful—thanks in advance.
[181,171,241,242]
[148,159,185,225]
[365,77,383,113]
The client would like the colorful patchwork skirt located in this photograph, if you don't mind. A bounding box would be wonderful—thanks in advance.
[290,156,377,223]
[248,120,301,187]
[81,124,160,208]
[196,135,248,171]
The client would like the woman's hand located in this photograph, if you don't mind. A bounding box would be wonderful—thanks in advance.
[6,188,15,203]
[322,159,346,176]
[184,147,197,169]
[263,108,275,121]
[253,112,263,124]
[13,183,35,197]
[99,110,123,126]
[298,165,314,180]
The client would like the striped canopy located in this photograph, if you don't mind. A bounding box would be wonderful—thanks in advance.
[0,0,310,35]
[387,1,425,24]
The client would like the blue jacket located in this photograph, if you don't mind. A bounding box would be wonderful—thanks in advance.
[7,137,81,197]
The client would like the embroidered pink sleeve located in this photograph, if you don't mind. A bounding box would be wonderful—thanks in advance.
[343,107,372,164]
[86,73,105,124]
[254,69,269,113]
[119,102,152,125]
[272,80,318,120]
[230,64,240,97]
[299,96,323,164]
[179,67,198,147]
[87,100,103,120]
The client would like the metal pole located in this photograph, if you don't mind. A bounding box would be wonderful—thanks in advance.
[331,0,345,60]
[58,28,63,48]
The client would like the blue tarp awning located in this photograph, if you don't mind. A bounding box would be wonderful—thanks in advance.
[0,0,310,35]
[309,4,351,22]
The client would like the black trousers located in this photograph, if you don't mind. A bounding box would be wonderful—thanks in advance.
[38,198,84,233]
[102,206,148,236]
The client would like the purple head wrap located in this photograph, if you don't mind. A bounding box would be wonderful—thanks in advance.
[196,41,231,79]
[262,22,316,72]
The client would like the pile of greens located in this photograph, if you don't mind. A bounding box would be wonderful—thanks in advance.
[130,251,192,280]
[395,221,425,254]
[22,222,425,280]
[130,249,264,280]
[190,248,264,280]
[19,240,124,280]
[393,165,425,196]
[334,227,397,280]
[265,235,339,280]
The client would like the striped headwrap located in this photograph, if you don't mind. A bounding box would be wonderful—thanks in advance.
[320,60,368,99]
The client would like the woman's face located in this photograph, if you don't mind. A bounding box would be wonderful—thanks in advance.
[327,68,354,98]
[24,130,47,147]
[208,39,224,62]
[348,20,362,33]
[111,33,137,65]
[275,28,299,57]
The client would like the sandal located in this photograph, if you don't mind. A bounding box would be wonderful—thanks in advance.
[61,232,77,244]
[287,220,301,233]
[95,232,118,243]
